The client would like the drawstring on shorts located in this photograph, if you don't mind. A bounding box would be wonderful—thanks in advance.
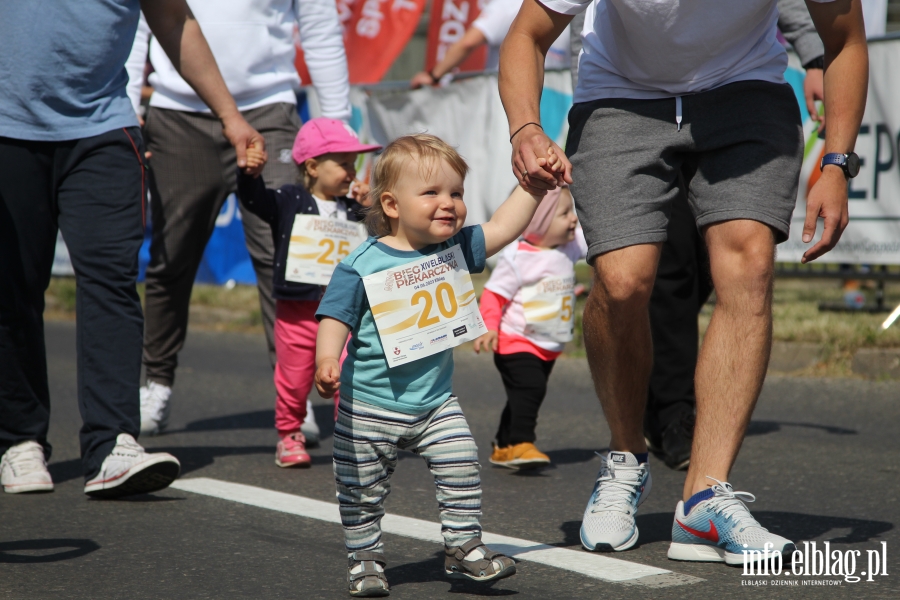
[675,96,683,131]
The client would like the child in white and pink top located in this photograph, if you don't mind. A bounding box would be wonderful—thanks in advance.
[473,186,587,469]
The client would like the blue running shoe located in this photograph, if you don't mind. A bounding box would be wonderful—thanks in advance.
[580,451,652,552]
[667,477,795,565]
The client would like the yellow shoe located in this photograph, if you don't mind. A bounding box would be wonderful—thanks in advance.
[507,442,551,469]
[491,442,550,469]
[489,443,512,467]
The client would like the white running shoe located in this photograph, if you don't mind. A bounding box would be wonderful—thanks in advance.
[668,477,795,565]
[1,441,54,494]
[300,398,320,447]
[84,433,180,499]
[140,381,172,436]
[580,451,652,552]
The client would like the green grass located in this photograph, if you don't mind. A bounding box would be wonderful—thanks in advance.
[45,278,263,332]
[45,273,900,375]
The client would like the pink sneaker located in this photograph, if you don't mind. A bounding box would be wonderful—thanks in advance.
[275,432,312,468]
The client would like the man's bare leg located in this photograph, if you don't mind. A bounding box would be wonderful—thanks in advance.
[583,243,661,453]
[684,220,775,500]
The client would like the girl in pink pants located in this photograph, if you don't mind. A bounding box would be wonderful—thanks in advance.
[273,301,347,439]
[238,118,381,467]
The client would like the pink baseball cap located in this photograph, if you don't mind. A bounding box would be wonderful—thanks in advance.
[292,118,382,165]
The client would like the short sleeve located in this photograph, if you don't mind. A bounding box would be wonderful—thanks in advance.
[316,263,366,329]
[538,0,591,17]
[454,225,486,274]
[483,246,520,299]
[472,0,521,46]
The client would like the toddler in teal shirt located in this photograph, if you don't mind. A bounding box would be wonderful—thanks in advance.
[315,133,561,597]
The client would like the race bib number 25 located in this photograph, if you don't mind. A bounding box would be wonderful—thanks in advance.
[285,215,367,286]
[362,244,487,368]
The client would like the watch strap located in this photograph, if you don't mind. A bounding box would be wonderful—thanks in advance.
[820,153,846,171]
[804,56,825,70]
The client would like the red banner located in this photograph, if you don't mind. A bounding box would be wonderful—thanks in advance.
[425,0,486,73]
[295,0,427,85]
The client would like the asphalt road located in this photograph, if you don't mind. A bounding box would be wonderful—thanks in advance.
[2,321,898,599]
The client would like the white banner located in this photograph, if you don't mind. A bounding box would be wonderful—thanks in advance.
[779,37,900,264]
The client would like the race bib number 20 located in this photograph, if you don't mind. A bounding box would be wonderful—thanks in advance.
[362,244,487,368]
[285,215,367,286]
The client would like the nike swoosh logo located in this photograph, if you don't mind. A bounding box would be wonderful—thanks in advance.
[677,518,719,542]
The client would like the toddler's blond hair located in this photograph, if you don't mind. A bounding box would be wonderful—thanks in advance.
[366,134,469,236]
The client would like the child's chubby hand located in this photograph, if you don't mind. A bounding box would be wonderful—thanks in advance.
[315,358,341,398]
[473,330,499,354]
[536,146,566,185]
[244,142,267,177]
[350,180,372,207]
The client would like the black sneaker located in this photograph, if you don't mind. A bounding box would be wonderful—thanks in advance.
[644,430,663,455]
[660,413,694,471]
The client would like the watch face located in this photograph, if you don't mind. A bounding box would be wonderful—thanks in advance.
[846,153,861,178]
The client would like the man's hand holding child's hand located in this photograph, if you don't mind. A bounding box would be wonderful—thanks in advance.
[245,142,267,177]
[543,146,563,171]
[535,146,566,187]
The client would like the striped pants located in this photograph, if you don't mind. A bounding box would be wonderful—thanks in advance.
[333,396,482,554]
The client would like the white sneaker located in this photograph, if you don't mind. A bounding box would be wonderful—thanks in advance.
[140,381,172,436]
[84,433,180,499]
[1,441,54,494]
[668,477,796,565]
[300,398,320,447]
[580,451,652,551]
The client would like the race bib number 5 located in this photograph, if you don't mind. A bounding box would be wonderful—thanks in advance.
[285,215,367,286]
[362,244,487,368]
[521,274,576,343]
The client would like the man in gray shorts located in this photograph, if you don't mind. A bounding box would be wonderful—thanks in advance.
[567,0,828,473]
[499,0,867,564]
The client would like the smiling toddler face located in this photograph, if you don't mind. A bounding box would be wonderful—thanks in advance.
[388,156,468,246]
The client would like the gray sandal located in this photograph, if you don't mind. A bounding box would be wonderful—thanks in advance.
[348,551,389,597]
[445,538,517,582]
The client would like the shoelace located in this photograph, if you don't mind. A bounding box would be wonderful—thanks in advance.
[705,476,764,532]
[108,436,143,460]
[6,445,46,475]
[589,452,645,514]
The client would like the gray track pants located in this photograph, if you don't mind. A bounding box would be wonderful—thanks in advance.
[142,102,301,385]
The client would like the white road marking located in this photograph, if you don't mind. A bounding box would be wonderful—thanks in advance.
[171,477,702,587]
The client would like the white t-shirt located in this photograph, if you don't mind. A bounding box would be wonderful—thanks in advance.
[143,0,351,120]
[539,0,836,102]
[862,0,887,37]
[473,0,571,70]
[485,231,587,352]
[314,196,348,221]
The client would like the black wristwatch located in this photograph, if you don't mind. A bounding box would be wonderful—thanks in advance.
[820,152,860,178]
[803,56,824,70]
